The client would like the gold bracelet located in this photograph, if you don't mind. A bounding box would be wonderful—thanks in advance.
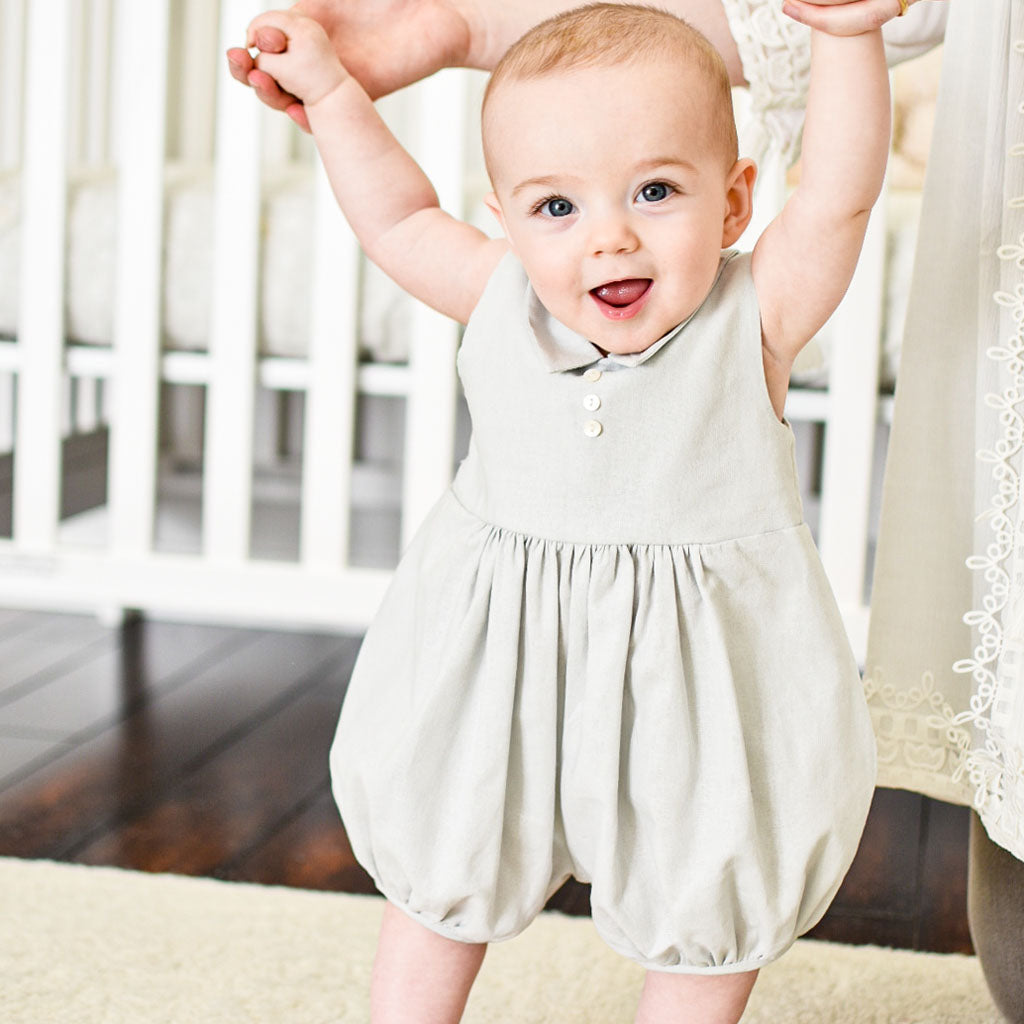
[896,0,908,15]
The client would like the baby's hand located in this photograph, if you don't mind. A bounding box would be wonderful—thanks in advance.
[242,10,349,111]
[782,0,926,34]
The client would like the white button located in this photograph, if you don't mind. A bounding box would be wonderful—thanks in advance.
[583,368,602,382]
[583,419,603,437]
[583,393,601,411]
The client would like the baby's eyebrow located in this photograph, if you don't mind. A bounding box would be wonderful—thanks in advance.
[510,159,698,197]
[636,157,699,175]
[511,174,582,197]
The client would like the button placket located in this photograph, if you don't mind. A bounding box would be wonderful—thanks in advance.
[581,367,604,437]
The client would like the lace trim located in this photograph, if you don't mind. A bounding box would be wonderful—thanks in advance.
[720,0,810,165]
[863,668,972,782]
[952,37,1024,858]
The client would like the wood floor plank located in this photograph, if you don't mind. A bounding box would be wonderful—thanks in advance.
[827,788,924,915]
[220,786,375,894]
[806,913,918,950]
[0,628,355,859]
[0,732,73,787]
[0,647,144,737]
[0,615,116,702]
[917,799,972,954]
[71,682,348,875]
[0,618,248,739]
[0,621,250,797]
[0,606,44,638]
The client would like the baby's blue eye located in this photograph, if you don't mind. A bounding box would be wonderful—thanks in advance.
[639,182,671,203]
[541,197,574,217]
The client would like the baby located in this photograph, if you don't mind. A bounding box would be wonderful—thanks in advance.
[244,5,888,1022]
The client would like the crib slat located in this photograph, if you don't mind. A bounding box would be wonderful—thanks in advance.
[0,0,26,170]
[300,164,360,569]
[73,378,102,435]
[0,374,14,453]
[203,0,263,564]
[84,0,114,166]
[14,0,72,552]
[0,342,19,373]
[67,2,85,170]
[68,0,113,168]
[174,0,220,163]
[107,0,170,557]
[400,70,465,547]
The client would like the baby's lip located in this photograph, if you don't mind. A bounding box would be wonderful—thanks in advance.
[589,279,653,320]
[590,279,652,307]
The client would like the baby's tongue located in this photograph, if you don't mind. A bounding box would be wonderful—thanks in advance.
[593,279,649,307]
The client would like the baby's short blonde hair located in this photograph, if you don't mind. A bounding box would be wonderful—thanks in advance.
[482,3,738,168]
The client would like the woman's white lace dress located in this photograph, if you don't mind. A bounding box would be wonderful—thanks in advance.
[722,0,1024,861]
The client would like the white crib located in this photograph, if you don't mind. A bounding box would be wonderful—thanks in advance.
[0,0,904,660]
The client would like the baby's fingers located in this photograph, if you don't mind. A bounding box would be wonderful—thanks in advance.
[228,12,314,132]
[246,23,289,54]
[246,9,303,49]
[225,48,303,115]
[782,0,910,32]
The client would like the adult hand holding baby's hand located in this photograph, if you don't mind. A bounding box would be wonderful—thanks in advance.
[227,0,473,132]
[235,11,349,121]
[782,0,937,33]
[227,22,304,127]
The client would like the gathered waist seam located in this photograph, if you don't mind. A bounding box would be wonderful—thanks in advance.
[445,486,806,552]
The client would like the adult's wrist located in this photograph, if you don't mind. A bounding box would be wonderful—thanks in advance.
[447,0,498,71]
[452,0,744,80]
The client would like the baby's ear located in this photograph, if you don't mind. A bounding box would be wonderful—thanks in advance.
[483,192,511,242]
[721,158,757,247]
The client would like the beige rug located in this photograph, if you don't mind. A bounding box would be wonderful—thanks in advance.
[0,857,1003,1023]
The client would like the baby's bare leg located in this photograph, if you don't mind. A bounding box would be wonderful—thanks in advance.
[370,901,487,1024]
[634,968,758,1024]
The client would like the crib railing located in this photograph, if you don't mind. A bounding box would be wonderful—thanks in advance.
[0,0,889,657]
[0,0,464,628]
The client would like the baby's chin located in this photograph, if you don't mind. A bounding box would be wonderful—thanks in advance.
[577,314,684,357]
[591,335,662,357]
[540,291,685,355]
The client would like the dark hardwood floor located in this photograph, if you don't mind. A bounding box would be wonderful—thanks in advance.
[0,606,972,954]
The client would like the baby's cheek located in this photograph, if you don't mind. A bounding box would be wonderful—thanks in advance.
[519,255,572,305]
[531,277,577,323]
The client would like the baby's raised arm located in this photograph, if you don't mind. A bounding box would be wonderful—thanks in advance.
[246,10,506,325]
[751,25,890,364]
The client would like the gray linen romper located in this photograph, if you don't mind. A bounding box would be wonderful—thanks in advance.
[330,249,878,974]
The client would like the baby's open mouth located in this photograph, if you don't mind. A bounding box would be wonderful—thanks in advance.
[590,279,653,320]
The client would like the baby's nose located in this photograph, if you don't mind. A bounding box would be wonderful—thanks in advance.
[589,213,640,256]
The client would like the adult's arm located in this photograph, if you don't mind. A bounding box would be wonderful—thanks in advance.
[226,0,744,131]
[721,0,945,164]
[226,0,947,158]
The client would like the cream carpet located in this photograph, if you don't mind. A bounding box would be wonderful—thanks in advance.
[0,857,1003,1023]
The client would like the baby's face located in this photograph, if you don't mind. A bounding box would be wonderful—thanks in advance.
[484,59,751,355]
